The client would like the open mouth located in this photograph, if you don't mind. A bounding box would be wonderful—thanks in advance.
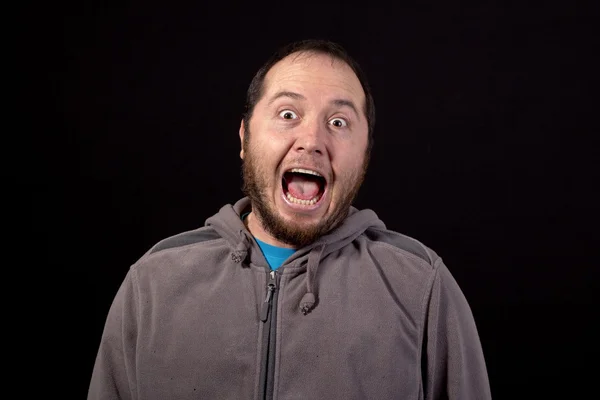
[282,168,327,206]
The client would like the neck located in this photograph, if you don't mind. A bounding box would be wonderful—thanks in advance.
[245,212,296,249]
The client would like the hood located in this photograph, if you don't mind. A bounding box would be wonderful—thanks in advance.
[205,197,386,314]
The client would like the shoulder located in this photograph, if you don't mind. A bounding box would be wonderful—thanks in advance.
[146,226,223,256]
[362,226,441,271]
[130,226,226,274]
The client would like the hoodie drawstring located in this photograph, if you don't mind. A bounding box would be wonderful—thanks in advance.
[231,230,250,264]
[299,244,325,315]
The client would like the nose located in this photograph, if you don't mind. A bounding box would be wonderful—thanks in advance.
[294,121,327,156]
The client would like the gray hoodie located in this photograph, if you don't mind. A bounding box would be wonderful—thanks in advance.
[88,197,491,399]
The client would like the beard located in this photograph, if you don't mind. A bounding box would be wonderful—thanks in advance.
[241,134,369,248]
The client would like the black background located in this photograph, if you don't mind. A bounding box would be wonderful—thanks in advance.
[34,1,597,399]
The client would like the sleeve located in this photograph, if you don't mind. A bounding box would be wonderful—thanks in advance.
[423,258,492,400]
[88,269,139,400]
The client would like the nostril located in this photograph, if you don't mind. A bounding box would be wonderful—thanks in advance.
[295,144,323,155]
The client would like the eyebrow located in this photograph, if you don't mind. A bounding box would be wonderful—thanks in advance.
[267,90,362,121]
[267,91,306,105]
[330,99,361,121]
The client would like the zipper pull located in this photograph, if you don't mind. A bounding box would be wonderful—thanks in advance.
[260,271,277,322]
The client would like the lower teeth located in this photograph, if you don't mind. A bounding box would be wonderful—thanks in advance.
[286,192,320,205]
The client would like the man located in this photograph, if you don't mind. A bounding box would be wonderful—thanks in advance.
[88,40,492,399]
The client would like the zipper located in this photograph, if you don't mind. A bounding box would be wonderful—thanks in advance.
[260,271,277,322]
[258,270,279,400]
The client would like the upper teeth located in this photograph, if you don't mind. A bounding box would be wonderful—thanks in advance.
[290,168,322,177]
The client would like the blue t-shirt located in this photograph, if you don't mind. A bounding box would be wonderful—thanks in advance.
[255,238,296,270]
[241,212,296,270]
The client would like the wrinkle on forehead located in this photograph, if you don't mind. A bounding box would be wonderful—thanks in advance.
[263,51,365,106]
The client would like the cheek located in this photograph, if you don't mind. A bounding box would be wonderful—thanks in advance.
[331,151,366,189]
[255,127,289,149]
[339,147,367,171]
[249,139,287,183]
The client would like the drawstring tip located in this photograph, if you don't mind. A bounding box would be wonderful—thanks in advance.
[299,292,316,315]
[231,230,250,264]
[231,250,247,263]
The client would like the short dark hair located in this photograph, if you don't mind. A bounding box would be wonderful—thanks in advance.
[242,39,376,152]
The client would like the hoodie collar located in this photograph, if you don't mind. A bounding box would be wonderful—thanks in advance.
[205,197,386,314]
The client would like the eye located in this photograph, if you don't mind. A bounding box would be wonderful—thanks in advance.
[329,117,348,128]
[279,110,298,120]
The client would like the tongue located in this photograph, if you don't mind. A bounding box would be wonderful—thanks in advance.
[287,174,320,200]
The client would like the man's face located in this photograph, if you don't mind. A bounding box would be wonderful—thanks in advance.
[240,52,370,247]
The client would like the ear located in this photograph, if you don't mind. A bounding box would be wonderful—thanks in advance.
[238,119,245,159]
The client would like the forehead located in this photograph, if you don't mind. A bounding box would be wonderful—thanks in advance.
[262,52,366,106]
